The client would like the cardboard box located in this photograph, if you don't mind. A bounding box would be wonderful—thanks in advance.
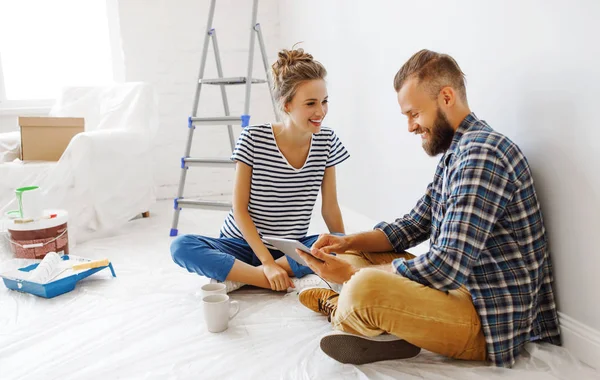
[19,117,84,161]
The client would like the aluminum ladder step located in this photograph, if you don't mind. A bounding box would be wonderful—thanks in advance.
[190,115,250,126]
[177,199,232,210]
[200,76,267,85]
[182,157,234,167]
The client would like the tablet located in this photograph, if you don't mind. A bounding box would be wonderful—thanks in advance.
[262,236,324,266]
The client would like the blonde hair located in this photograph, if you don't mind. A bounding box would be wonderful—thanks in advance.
[271,47,327,114]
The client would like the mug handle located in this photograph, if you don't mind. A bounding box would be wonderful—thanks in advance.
[229,300,240,320]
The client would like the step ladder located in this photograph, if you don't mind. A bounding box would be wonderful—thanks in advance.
[170,0,279,237]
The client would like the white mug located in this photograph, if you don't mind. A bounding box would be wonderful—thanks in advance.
[200,282,226,298]
[202,294,239,333]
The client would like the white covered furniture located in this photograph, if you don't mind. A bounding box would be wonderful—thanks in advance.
[0,82,158,244]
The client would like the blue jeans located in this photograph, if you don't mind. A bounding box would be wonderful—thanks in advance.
[170,234,318,282]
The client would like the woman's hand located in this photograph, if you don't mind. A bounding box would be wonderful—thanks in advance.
[263,262,294,291]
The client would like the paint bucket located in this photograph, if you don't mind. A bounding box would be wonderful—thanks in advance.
[6,210,69,259]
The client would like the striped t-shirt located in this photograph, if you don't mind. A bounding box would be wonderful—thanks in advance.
[220,124,349,246]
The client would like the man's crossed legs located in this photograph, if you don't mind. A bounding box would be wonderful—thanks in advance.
[300,250,487,364]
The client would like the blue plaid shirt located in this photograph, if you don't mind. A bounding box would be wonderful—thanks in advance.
[375,113,561,367]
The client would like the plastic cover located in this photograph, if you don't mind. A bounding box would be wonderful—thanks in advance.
[0,83,158,245]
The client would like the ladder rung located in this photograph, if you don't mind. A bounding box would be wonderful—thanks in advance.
[200,77,267,85]
[191,116,242,125]
[178,199,232,210]
[184,158,234,167]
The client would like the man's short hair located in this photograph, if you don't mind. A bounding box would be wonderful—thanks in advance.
[393,49,467,103]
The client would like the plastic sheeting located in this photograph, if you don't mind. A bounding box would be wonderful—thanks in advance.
[0,83,158,244]
[0,201,598,380]
[0,131,21,163]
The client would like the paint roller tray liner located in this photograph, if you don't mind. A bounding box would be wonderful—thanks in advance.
[0,256,117,298]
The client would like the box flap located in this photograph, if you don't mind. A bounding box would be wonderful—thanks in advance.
[18,117,85,128]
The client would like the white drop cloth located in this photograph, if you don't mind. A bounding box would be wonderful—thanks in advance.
[0,201,597,380]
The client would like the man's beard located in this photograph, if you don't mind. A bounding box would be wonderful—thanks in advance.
[423,108,455,156]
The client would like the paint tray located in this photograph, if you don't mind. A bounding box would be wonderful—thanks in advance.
[0,255,116,298]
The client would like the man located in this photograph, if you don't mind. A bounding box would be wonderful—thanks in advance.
[296,49,561,367]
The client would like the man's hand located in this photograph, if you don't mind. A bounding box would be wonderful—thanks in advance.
[297,248,358,284]
[311,233,350,254]
[263,262,294,291]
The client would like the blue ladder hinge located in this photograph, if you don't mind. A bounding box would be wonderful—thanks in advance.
[173,197,182,210]
[241,114,250,128]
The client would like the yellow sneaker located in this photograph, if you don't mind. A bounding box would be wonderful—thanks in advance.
[298,287,339,320]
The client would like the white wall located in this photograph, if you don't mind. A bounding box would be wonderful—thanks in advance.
[2,0,280,200]
[280,0,600,365]
[0,111,48,132]
[117,0,281,199]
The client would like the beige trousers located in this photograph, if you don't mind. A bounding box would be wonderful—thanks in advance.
[334,250,487,361]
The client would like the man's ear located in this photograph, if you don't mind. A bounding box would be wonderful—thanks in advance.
[439,87,456,108]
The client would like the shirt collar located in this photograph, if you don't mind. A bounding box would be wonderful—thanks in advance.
[443,112,479,166]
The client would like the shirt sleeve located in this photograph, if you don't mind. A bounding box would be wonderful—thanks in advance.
[374,182,433,252]
[230,127,254,167]
[325,130,350,168]
[393,147,517,291]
